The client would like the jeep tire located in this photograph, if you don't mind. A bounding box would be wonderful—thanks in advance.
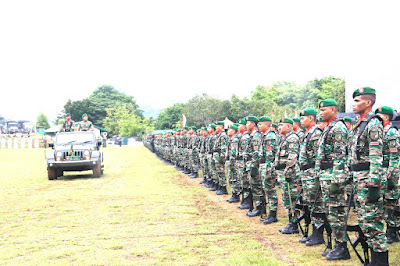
[93,161,101,178]
[48,168,57,180]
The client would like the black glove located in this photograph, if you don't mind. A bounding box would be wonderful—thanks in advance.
[250,167,258,177]
[329,183,339,195]
[387,178,396,190]
[368,186,380,203]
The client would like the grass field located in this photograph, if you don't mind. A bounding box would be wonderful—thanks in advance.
[0,146,398,265]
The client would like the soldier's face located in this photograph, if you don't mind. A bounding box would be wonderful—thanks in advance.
[66,116,71,121]
[352,96,370,114]
[319,107,335,121]
[83,116,88,121]
[216,125,223,133]
[279,124,289,135]
[344,121,351,130]
[258,121,268,132]
[227,129,234,137]
[238,124,246,132]
[246,121,255,131]
[293,122,299,130]
[301,116,312,129]
[376,113,389,124]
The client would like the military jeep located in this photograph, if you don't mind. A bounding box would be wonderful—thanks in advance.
[46,131,104,180]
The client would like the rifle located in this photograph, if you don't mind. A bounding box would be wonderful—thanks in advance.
[260,192,267,220]
[295,189,311,238]
[345,188,370,265]
[311,185,332,254]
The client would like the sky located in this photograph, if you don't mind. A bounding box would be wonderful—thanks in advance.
[0,0,399,123]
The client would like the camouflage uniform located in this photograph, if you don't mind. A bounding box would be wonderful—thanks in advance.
[78,120,94,131]
[207,133,217,183]
[295,128,306,143]
[244,129,262,207]
[213,130,228,187]
[350,111,387,252]
[315,117,348,244]
[260,128,279,212]
[226,132,241,195]
[237,130,250,197]
[190,133,199,173]
[62,120,75,132]
[275,130,300,221]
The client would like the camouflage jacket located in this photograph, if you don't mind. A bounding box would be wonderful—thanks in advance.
[298,125,322,177]
[244,129,262,169]
[208,133,217,155]
[226,132,240,161]
[316,116,348,183]
[260,128,278,166]
[382,122,399,179]
[78,120,94,131]
[237,131,250,160]
[62,120,75,132]
[295,128,306,143]
[275,130,300,177]
[190,134,199,153]
[213,131,228,158]
[349,112,383,186]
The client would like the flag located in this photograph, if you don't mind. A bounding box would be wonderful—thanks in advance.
[182,113,187,128]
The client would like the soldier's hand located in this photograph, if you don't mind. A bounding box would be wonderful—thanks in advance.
[285,176,292,182]
[250,167,258,177]
[368,186,380,203]
[329,182,339,195]
[387,178,396,190]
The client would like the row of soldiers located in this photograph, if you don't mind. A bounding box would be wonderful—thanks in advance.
[144,87,399,265]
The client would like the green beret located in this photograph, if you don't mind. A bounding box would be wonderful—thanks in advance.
[191,126,197,130]
[272,123,278,129]
[82,113,88,118]
[292,117,301,122]
[229,124,238,130]
[280,118,293,124]
[217,121,224,126]
[65,113,71,117]
[209,123,216,129]
[246,116,258,122]
[300,108,317,117]
[183,126,189,130]
[343,116,352,122]
[233,123,239,127]
[375,106,394,115]
[259,116,272,122]
[353,87,376,98]
[238,118,247,125]
[319,99,337,109]
[316,116,324,123]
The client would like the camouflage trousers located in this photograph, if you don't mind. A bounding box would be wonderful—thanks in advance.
[237,160,250,197]
[300,169,323,227]
[213,153,227,186]
[320,176,348,243]
[199,153,206,177]
[276,168,298,221]
[227,160,241,195]
[353,171,388,252]
[382,170,400,227]
[246,162,263,206]
[260,162,278,212]
[184,149,190,169]
[191,151,199,172]
[207,154,216,181]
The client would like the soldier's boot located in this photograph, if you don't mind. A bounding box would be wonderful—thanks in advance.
[183,168,190,174]
[325,242,350,261]
[246,203,262,217]
[386,226,400,244]
[281,222,299,234]
[366,250,388,266]
[216,186,228,195]
[263,210,278,224]
[209,181,218,191]
[305,225,324,246]
[192,172,199,178]
[237,190,251,209]
[226,193,240,203]
[204,179,212,188]
[279,214,293,232]
[199,177,206,184]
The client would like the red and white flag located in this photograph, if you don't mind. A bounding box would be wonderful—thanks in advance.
[182,113,187,128]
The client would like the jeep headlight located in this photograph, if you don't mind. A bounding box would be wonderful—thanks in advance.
[84,150,90,156]
[56,151,62,157]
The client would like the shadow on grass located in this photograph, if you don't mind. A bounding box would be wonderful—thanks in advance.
[57,173,102,181]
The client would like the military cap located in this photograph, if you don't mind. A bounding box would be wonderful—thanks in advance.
[209,123,216,129]
[272,123,278,129]
[300,108,317,116]
[316,116,324,123]
[217,121,224,126]
[238,118,247,125]
[259,116,272,122]
[191,126,197,130]
[65,113,71,117]
[233,123,239,127]
[319,99,337,108]
[82,113,88,118]
[280,118,293,124]
[246,116,258,122]
[353,87,376,98]
[375,106,394,115]
[292,117,301,122]
[229,124,238,130]
[343,116,352,122]
[183,126,189,130]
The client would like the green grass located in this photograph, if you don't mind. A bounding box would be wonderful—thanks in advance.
[0,146,398,265]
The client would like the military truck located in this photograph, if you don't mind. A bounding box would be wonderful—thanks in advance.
[46,131,104,180]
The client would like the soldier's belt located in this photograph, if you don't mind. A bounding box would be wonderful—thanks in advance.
[382,161,389,168]
[350,162,370,171]
[213,149,221,153]
[260,157,266,164]
[275,163,286,170]
[237,156,244,160]
[300,163,315,171]
[320,162,333,170]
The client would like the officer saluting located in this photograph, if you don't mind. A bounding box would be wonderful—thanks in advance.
[350,87,389,265]
[77,113,94,131]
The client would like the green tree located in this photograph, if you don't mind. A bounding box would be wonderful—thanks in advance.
[183,94,226,127]
[155,103,185,129]
[36,112,50,129]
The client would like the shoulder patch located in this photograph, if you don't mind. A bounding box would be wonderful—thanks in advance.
[370,130,379,141]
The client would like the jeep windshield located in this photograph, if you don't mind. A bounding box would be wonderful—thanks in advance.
[56,133,95,146]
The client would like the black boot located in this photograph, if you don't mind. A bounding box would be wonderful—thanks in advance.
[305,225,324,246]
[227,193,240,203]
[246,204,262,217]
[192,172,199,178]
[216,186,228,195]
[183,168,190,174]
[209,181,218,191]
[386,226,400,244]
[238,190,251,209]
[199,177,206,184]
[204,180,212,188]
[263,210,278,224]
[326,242,350,260]
[281,222,299,234]
[365,250,388,266]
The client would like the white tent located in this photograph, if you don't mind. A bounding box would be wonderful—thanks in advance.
[223,117,234,129]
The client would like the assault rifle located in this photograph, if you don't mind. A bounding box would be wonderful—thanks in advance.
[294,189,311,239]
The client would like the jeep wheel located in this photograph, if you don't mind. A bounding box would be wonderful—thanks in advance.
[48,168,57,180]
[93,162,101,178]
[56,170,63,177]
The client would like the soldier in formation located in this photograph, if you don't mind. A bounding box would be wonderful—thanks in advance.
[143,87,398,265]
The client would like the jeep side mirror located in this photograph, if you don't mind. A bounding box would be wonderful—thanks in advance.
[49,143,54,149]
